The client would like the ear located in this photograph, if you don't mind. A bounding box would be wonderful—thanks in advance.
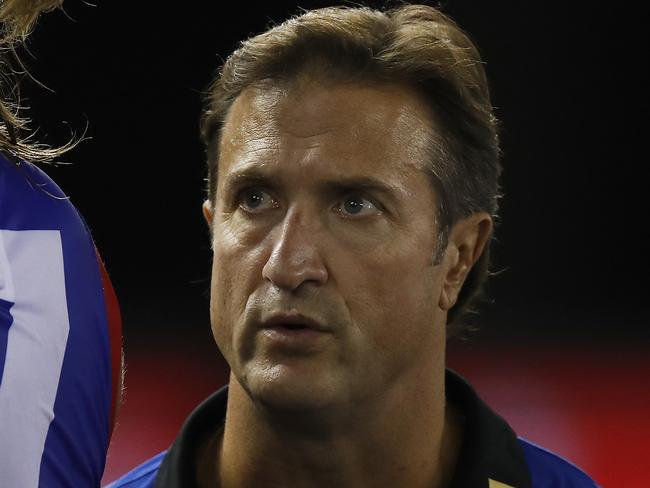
[439,212,493,311]
[202,200,214,228]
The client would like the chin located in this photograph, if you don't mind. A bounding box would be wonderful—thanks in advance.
[240,361,340,414]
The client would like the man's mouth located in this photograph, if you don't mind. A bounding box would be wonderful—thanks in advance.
[257,312,333,350]
[259,312,331,333]
[275,323,310,330]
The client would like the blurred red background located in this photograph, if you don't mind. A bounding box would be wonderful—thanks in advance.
[102,329,649,487]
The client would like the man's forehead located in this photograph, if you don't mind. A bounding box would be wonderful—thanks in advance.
[222,80,436,144]
[219,82,437,179]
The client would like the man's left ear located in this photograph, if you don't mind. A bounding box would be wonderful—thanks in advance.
[439,212,493,311]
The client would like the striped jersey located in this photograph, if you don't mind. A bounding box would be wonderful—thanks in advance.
[0,154,122,487]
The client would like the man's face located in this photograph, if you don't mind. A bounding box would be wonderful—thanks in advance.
[206,81,451,413]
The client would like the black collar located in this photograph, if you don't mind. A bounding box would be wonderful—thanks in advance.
[446,370,531,488]
[154,370,531,488]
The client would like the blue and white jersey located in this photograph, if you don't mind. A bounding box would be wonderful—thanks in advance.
[0,154,122,487]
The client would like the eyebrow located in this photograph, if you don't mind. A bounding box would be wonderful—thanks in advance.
[223,168,269,188]
[223,167,401,200]
[321,177,400,199]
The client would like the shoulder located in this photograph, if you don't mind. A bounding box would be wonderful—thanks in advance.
[0,155,67,200]
[518,438,600,488]
[104,451,167,488]
[0,155,78,231]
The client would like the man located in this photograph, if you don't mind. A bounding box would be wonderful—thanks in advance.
[0,1,123,486]
[110,5,598,487]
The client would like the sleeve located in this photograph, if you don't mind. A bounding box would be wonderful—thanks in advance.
[519,438,601,488]
[0,155,123,487]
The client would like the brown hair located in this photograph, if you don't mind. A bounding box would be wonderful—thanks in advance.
[201,4,501,333]
[1,0,70,163]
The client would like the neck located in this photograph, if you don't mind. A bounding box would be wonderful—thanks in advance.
[200,367,462,488]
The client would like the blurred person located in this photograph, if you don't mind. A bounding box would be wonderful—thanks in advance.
[110,4,598,488]
[0,1,123,486]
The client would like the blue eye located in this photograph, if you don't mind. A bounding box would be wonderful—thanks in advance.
[238,188,277,212]
[337,195,380,218]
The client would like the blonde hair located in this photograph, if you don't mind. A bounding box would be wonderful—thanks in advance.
[0,0,70,163]
[1,0,62,42]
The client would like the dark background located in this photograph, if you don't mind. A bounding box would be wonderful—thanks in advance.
[20,1,648,343]
[13,2,648,485]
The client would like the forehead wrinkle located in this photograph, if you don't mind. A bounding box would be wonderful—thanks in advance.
[275,123,342,140]
[221,122,279,151]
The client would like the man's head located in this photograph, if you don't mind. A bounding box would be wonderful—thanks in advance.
[202,5,500,332]
[201,4,497,412]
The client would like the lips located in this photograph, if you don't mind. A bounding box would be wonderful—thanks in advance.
[259,313,331,333]
[275,323,309,330]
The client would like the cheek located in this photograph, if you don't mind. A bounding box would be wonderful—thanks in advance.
[209,251,235,358]
[345,249,441,357]
[211,220,261,295]
[209,226,267,354]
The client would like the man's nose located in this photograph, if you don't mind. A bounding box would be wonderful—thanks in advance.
[262,210,328,291]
